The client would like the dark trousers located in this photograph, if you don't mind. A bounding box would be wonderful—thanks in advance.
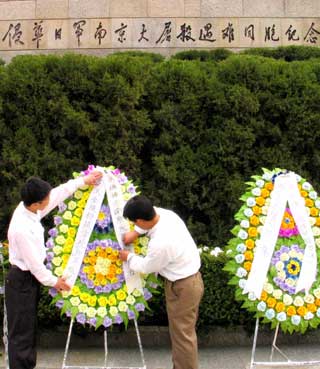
[5,266,40,369]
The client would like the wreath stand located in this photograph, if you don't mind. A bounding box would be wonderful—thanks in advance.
[62,316,146,369]
[249,317,320,368]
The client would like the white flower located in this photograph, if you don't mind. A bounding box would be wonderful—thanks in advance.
[286,278,295,287]
[74,190,83,200]
[304,312,314,320]
[313,227,320,236]
[70,297,80,306]
[97,307,107,317]
[257,226,263,234]
[296,252,304,261]
[52,257,62,266]
[68,201,77,210]
[261,206,268,215]
[109,306,118,317]
[248,292,257,301]
[87,307,96,318]
[61,290,70,298]
[317,308,320,318]
[293,296,304,307]
[55,267,64,277]
[265,198,271,206]
[78,304,88,313]
[304,294,315,304]
[257,301,266,312]
[244,208,253,217]
[291,315,301,325]
[252,188,261,196]
[236,268,247,278]
[309,191,317,200]
[302,182,312,191]
[315,200,320,209]
[126,295,136,305]
[210,247,223,257]
[59,224,69,234]
[314,288,320,299]
[283,294,293,306]
[62,211,72,220]
[240,220,250,229]
[309,217,316,226]
[273,289,283,299]
[289,250,298,258]
[198,248,203,254]
[305,207,311,216]
[278,271,286,280]
[260,216,266,225]
[280,253,289,262]
[256,179,265,188]
[262,172,272,181]
[265,309,275,320]
[239,279,247,289]
[226,249,232,255]
[276,312,286,322]
[53,246,63,255]
[238,230,248,240]
[236,243,246,253]
[203,246,209,252]
[264,283,273,294]
[275,261,284,271]
[295,174,302,183]
[118,301,128,312]
[235,254,245,263]
[246,197,256,207]
[55,235,66,246]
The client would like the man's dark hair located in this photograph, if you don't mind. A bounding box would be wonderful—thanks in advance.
[123,195,156,221]
[21,177,52,206]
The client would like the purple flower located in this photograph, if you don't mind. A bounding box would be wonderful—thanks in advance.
[47,252,54,261]
[76,313,86,325]
[54,216,63,225]
[143,289,152,301]
[58,202,67,213]
[149,282,158,289]
[88,318,97,327]
[82,164,96,175]
[46,262,52,270]
[127,184,136,194]
[55,300,64,308]
[103,285,112,293]
[114,314,123,324]
[48,228,58,237]
[66,311,71,317]
[49,288,58,297]
[103,317,113,328]
[94,286,104,294]
[135,303,145,312]
[127,310,135,320]
[112,169,121,176]
[46,239,54,248]
[117,175,128,185]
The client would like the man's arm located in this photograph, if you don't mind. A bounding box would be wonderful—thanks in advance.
[40,171,102,218]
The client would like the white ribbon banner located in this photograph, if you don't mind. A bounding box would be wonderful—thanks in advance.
[244,172,317,298]
[63,168,142,294]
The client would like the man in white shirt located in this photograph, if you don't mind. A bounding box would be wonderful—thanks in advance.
[5,171,102,369]
[119,195,204,369]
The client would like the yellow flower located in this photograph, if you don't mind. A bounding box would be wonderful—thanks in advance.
[244,261,252,271]
[297,306,307,316]
[71,285,80,296]
[67,228,76,238]
[275,302,285,312]
[108,295,117,306]
[267,297,276,308]
[80,293,90,302]
[286,306,296,316]
[88,296,97,307]
[71,216,80,226]
[65,237,74,247]
[245,239,255,249]
[248,227,258,238]
[116,289,127,301]
[74,208,83,217]
[98,296,108,307]
[77,200,86,209]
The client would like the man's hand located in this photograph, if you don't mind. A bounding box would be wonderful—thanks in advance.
[84,171,103,186]
[54,277,71,292]
[119,250,130,261]
[123,230,139,245]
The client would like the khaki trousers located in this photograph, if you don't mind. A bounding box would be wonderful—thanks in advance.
[164,272,204,369]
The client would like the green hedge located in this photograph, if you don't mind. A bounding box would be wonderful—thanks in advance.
[1,48,320,328]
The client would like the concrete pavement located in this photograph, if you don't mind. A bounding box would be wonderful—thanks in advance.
[3,344,320,369]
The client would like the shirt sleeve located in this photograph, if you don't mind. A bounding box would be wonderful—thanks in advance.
[134,225,148,235]
[40,177,85,218]
[127,242,170,274]
[13,230,58,287]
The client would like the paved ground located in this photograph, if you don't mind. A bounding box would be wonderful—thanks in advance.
[2,344,320,369]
